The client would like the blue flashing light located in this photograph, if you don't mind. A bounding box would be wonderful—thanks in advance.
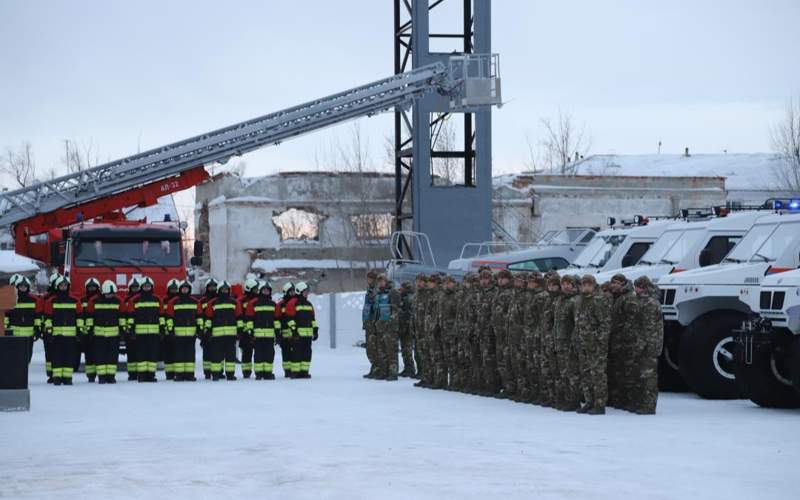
[790,200,800,210]
[774,200,784,210]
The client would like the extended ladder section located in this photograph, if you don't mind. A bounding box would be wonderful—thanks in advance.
[0,54,501,228]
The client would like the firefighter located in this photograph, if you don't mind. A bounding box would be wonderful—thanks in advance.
[5,276,41,364]
[41,271,61,383]
[129,276,163,382]
[79,277,101,382]
[199,278,219,379]
[44,276,82,385]
[86,280,124,384]
[244,280,280,380]
[165,280,201,382]
[205,280,242,381]
[285,281,318,378]
[123,277,141,381]
[275,282,296,378]
[238,278,260,378]
[162,278,180,380]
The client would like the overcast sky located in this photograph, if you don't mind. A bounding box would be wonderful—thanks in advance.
[1,0,799,200]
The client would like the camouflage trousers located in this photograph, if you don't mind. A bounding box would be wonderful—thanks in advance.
[468,334,482,391]
[555,336,580,409]
[479,328,500,393]
[375,321,399,378]
[523,327,541,402]
[364,322,377,373]
[398,324,415,374]
[455,332,472,390]
[413,320,425,378]
[507,326,525,397]
[495,327,513,395]
[430,329,447,388]
[539,329,558,406]
[577,332,609,411]
[606,330,626,408]
[623,355,659,414]
[416,333,433,385]
[442,330,458,388]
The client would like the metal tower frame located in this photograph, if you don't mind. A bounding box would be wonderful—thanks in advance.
[393,0,494,265]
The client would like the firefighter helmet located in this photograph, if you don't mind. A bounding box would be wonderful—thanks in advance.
[101,280,118,295]
[282,282,294,293]
[179,280,192,293]
[85,277,101,290]
[218,280,231,291]
[128,277,141,290]
[49,271,61,285]
[140,276,155,288]
[55,276,70,288]
[166,278,181,291]
[9,274,21,286]
[244,278,259,293]
[258,280,272,293]
[205,277,218,290]
[294,282,309,293]
[16,276,31,288]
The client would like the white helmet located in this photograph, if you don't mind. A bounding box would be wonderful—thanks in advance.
[244,278,259,293]
[101,280,118,295]
[282,282,294,293]
[295,282,309,293]
[140,276,155,288]
[9,274,21,286]
[166,278,181,290]
[85,277,101,290]
[17,276,31,288]
[55,276,71,288]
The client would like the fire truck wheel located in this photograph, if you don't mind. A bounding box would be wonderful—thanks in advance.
[658,330,688,392]
[790,337,800,398]
[733,339,800,409]
[679,312,743,399]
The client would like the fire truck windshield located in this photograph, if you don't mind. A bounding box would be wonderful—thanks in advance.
[74,239,181,268]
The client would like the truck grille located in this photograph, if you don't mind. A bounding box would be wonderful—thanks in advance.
[760,291,786,311]
[660,289,676,305]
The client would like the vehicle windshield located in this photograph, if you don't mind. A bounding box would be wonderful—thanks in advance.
[74,239,182,267]
[549,229,586,245]
[747,221,800,263]
[638,230,683,264]
[723,223,776,263]
[586,234,626,268]
[571,238,606,267]
[659,229,706,264]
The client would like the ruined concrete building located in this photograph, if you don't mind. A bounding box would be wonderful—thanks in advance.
[196,154,791,291]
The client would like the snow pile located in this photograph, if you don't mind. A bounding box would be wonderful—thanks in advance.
[125,195,180,223]
[1,340,797,500]
[0,250,41,273]
[252,259,389,273]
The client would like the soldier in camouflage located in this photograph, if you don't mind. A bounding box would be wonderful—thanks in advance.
[455,273,477,392]
[466,274,483,394]
[491,269,515,398]
[628,276,664,414]
[506,273,528,400]
[372,275,401,380]
[477,270,500,396]
[553,275,581,411]
[538,272,562,407]
[421,273,445,389]
[398,282,416,377]
[521,271,545,403]
[608,273,638,409]
[439,275,460,390]
[412,273,427,381]
[574,274,611,414]
[362,271,378,378]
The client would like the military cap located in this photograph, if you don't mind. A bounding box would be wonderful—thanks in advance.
[477,265,492,274]
[415,273,427,282]
[514,272,527,281]
[611,273,627,284]
[367,270,378,279]
[429,273,442,284]
[561,274,578,285]
[401,281,413,290]
[546,272,561,286]
[479,269,493,279]
[444,275,457,283]
[581,274,598,285]
[497,269,512,280]
[634,276,654,289]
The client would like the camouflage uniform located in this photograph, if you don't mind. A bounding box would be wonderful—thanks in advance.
[505,274,528,399]
[455,274,477,392]
[628,276,664,414]
[492,270,515,397]
[608,275,638,408]
[373,279,401,380]
[477,271,500,395]
[466,276,483,393]
[421,275,445,388]
[574,275,611,414]
[522,272,545,402]
[412,274,427,381]
[553,275,581,410]
[439,277,460,389]
[362,272,378,378]
[539,272,562,407]
[398,282,416,377]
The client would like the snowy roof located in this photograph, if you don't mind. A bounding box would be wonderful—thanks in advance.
[125,195,180,223]
[0,250,41,274]
[570,153,780,190]
[252,259,389,273]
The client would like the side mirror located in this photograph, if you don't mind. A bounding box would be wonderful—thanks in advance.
[699,249,713,267]
[190,256,203,267]
[193,241,204,258]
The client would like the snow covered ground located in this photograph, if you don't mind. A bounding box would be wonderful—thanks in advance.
[1,342,797,500]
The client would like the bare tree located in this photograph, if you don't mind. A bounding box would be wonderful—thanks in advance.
[430,114,462,185]
[61,139,100,174]
[539,109,591,175]
[2,141,37,188]
[771,98,800,191]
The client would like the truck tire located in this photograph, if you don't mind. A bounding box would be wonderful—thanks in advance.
[733,339,800,408]
[790,337,800,398]
[658,326,687,392]
[679,312,743,399]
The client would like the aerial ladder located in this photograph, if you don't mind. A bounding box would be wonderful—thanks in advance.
[0,55,501,290]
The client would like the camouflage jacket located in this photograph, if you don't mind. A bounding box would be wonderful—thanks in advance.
[553,290,579,344]
[540,290,561,342]
[412,288,426,338]
[456,286,478,339]
[634,293,664,357]
[439,287,459,336]
[611,281,638,341]
[574,291,611,344]
[477,285,496,331]
[423,288,441,334]
[507,287,528,333]
[399,290,414,332]
[491,284,515,334]
[524,289,547,336]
